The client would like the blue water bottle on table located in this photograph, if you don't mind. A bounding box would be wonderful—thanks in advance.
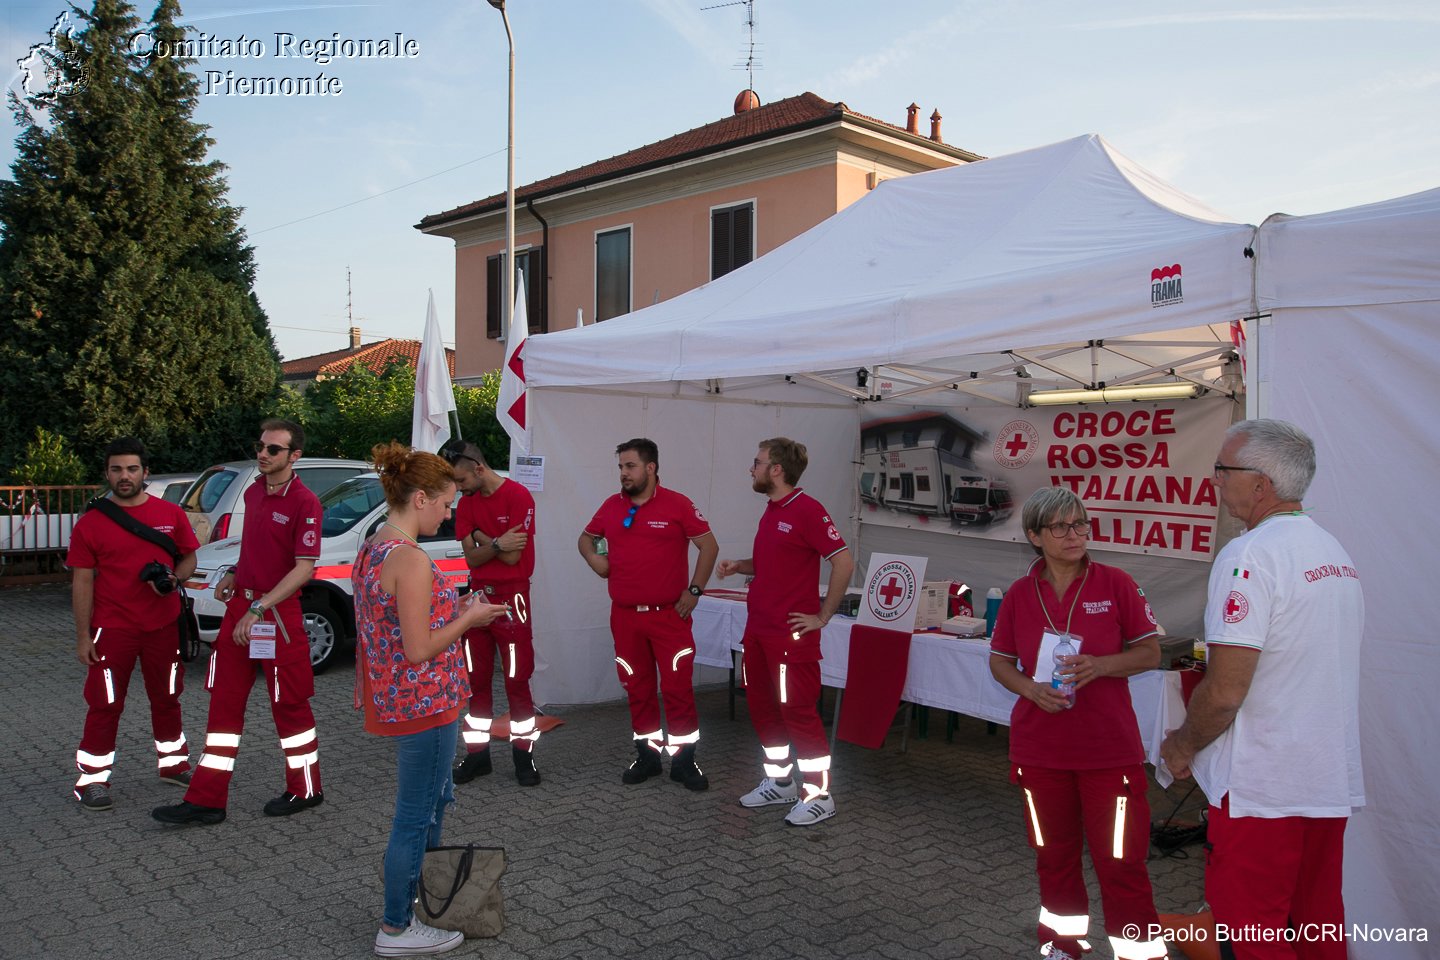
[984,587,1003,636]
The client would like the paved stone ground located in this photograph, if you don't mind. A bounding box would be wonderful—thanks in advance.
[1,584,1207,960]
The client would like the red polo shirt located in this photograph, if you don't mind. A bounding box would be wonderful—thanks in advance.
[746,489,847,639]
[233,474,322,593]
[67,496,201,631]
[455,478,535,585]
[585,485,710,606]
[990,557,1159,769]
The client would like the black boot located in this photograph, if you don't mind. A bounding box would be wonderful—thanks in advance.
[453,749,492,784]
[513,745,541,787]
[668,744,710,792]
[621,742,664,784]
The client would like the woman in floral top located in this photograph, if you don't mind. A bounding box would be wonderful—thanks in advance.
[353,443,509,958]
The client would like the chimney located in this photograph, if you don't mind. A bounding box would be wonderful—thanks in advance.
[349,326,361,350]
[929,109,943,143]
[905,103,920,135]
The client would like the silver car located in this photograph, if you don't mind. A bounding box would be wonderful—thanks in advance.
[182,457,368,545]
[186,474,469,672]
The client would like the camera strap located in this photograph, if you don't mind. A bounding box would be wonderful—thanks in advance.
[87,497,182,562]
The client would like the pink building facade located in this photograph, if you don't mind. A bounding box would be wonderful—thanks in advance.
[419,93,980,381]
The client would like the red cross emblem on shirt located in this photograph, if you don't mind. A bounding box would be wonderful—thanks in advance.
[1223,590,1249,624]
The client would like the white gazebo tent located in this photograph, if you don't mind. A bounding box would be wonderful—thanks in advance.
[1255,187,1440,958]
[524,134,1255,705]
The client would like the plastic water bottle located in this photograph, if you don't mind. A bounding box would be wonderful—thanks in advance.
[984,587,1003,635]
[1050,637,1076,709]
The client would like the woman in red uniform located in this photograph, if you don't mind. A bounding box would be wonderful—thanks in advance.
[988,487,1167,960]
[353,443,509,957]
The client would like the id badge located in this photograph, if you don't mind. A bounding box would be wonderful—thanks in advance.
[248,621,277,660]
[1031,630,1083,681]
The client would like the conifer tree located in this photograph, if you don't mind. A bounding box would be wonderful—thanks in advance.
[0,0,279,475]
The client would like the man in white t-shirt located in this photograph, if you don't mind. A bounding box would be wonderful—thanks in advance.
[1161,419,1363,960]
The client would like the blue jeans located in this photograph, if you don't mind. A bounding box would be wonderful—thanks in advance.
[382,716,459,929]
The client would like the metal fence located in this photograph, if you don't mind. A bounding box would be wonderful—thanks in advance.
[0,485,102,585]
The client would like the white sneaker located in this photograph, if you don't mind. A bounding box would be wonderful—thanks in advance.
[784,793,836,826]
[374,919,464,957]
[738,777,799,808]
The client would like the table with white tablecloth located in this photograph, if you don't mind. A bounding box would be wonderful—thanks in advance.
[691,594,1185,763]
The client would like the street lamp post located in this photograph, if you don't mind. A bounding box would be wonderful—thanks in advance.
[487,0,516,345]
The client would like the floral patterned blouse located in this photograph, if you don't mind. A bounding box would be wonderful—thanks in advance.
[352,538,470,732]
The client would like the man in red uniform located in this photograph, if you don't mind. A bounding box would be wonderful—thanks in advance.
[442,439,541,787]
[578,438,718,791]
[68,437,199,811]
[153,419,325,826]
[717,437,853,826]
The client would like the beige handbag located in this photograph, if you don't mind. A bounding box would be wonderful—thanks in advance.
[416,845,506,938]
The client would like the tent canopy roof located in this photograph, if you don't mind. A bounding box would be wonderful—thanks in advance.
[528,135,1257,403]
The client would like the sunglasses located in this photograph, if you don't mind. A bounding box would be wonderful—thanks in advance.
[253,442,292,457]
[622,504,639,529]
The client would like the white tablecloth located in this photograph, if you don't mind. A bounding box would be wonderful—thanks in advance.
[692,595,1185,763]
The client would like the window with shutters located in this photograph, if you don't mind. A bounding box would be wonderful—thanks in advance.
[485,248,545,339]
[595,227,631,322]
[711,201,755,280]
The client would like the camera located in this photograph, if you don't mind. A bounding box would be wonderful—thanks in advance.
[140,561,177,595]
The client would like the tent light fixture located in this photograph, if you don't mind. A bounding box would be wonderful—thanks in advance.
[1026,382,1200,406]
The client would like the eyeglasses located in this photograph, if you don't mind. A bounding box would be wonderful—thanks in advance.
[622,504,639,529]
[1213,463,1264,479]
[752,459,774,469]
[253,442,292,457]
[439,440,475,466]
[1044,520,1091,538]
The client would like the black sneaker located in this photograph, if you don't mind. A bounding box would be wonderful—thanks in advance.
[668,745,710,792]
[621,743,663,784]
[152,800,225,825]
[77,783,113,812]
[262,791,324,817]
[512,745,541,787]
[452,750,492,784]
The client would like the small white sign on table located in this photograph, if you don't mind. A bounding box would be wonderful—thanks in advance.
[855,553,928,633]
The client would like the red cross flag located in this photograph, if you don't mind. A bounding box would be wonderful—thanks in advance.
[496,275,530,453]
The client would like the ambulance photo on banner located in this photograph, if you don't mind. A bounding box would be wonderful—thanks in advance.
[856,398,1232,562]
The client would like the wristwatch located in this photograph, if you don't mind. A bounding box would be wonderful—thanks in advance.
[491,537,503,552]
[687,585,704,598]
[248,599,265,617]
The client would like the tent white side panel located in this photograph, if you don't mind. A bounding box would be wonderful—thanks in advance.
[527,386,860,705]
[1269,301,1440,956]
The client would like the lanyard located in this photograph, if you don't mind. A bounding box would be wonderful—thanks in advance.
[1034,563,1089,637]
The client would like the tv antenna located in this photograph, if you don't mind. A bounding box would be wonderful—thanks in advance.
[701,0,761,92]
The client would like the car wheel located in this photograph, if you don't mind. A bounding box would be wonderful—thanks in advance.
[302,595,346,674]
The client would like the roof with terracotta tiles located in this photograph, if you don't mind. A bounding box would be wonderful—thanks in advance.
[418,92,981,230]
[281,339,455,381]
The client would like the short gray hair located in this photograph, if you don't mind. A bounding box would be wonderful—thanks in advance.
[1227,419,1316,501]
[1021,486,1088,543]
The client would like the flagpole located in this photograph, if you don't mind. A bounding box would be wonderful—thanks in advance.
[488,0,516,358]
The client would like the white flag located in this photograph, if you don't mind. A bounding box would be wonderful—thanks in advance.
[411,290,456,453]
[496,276,530,453]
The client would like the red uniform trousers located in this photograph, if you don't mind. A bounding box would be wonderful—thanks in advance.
[1013,763,1161,959]
[1206,795,1348,960]
[75,624,189,795]
[610,604,698,752]
[462,582,537,753]
[741,632,830,797]
[184,595,322,809]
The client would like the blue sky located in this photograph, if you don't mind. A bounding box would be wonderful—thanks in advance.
[3,0,1437,362]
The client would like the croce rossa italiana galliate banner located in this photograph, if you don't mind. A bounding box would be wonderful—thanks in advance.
[856,398,1232,562]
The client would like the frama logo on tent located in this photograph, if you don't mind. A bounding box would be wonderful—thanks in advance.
[1151,263,1183,307]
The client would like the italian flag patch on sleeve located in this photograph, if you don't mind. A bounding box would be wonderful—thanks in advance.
[1232,568,1250,579]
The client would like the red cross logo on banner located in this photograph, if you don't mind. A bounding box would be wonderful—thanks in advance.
[992,419,1039,469]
